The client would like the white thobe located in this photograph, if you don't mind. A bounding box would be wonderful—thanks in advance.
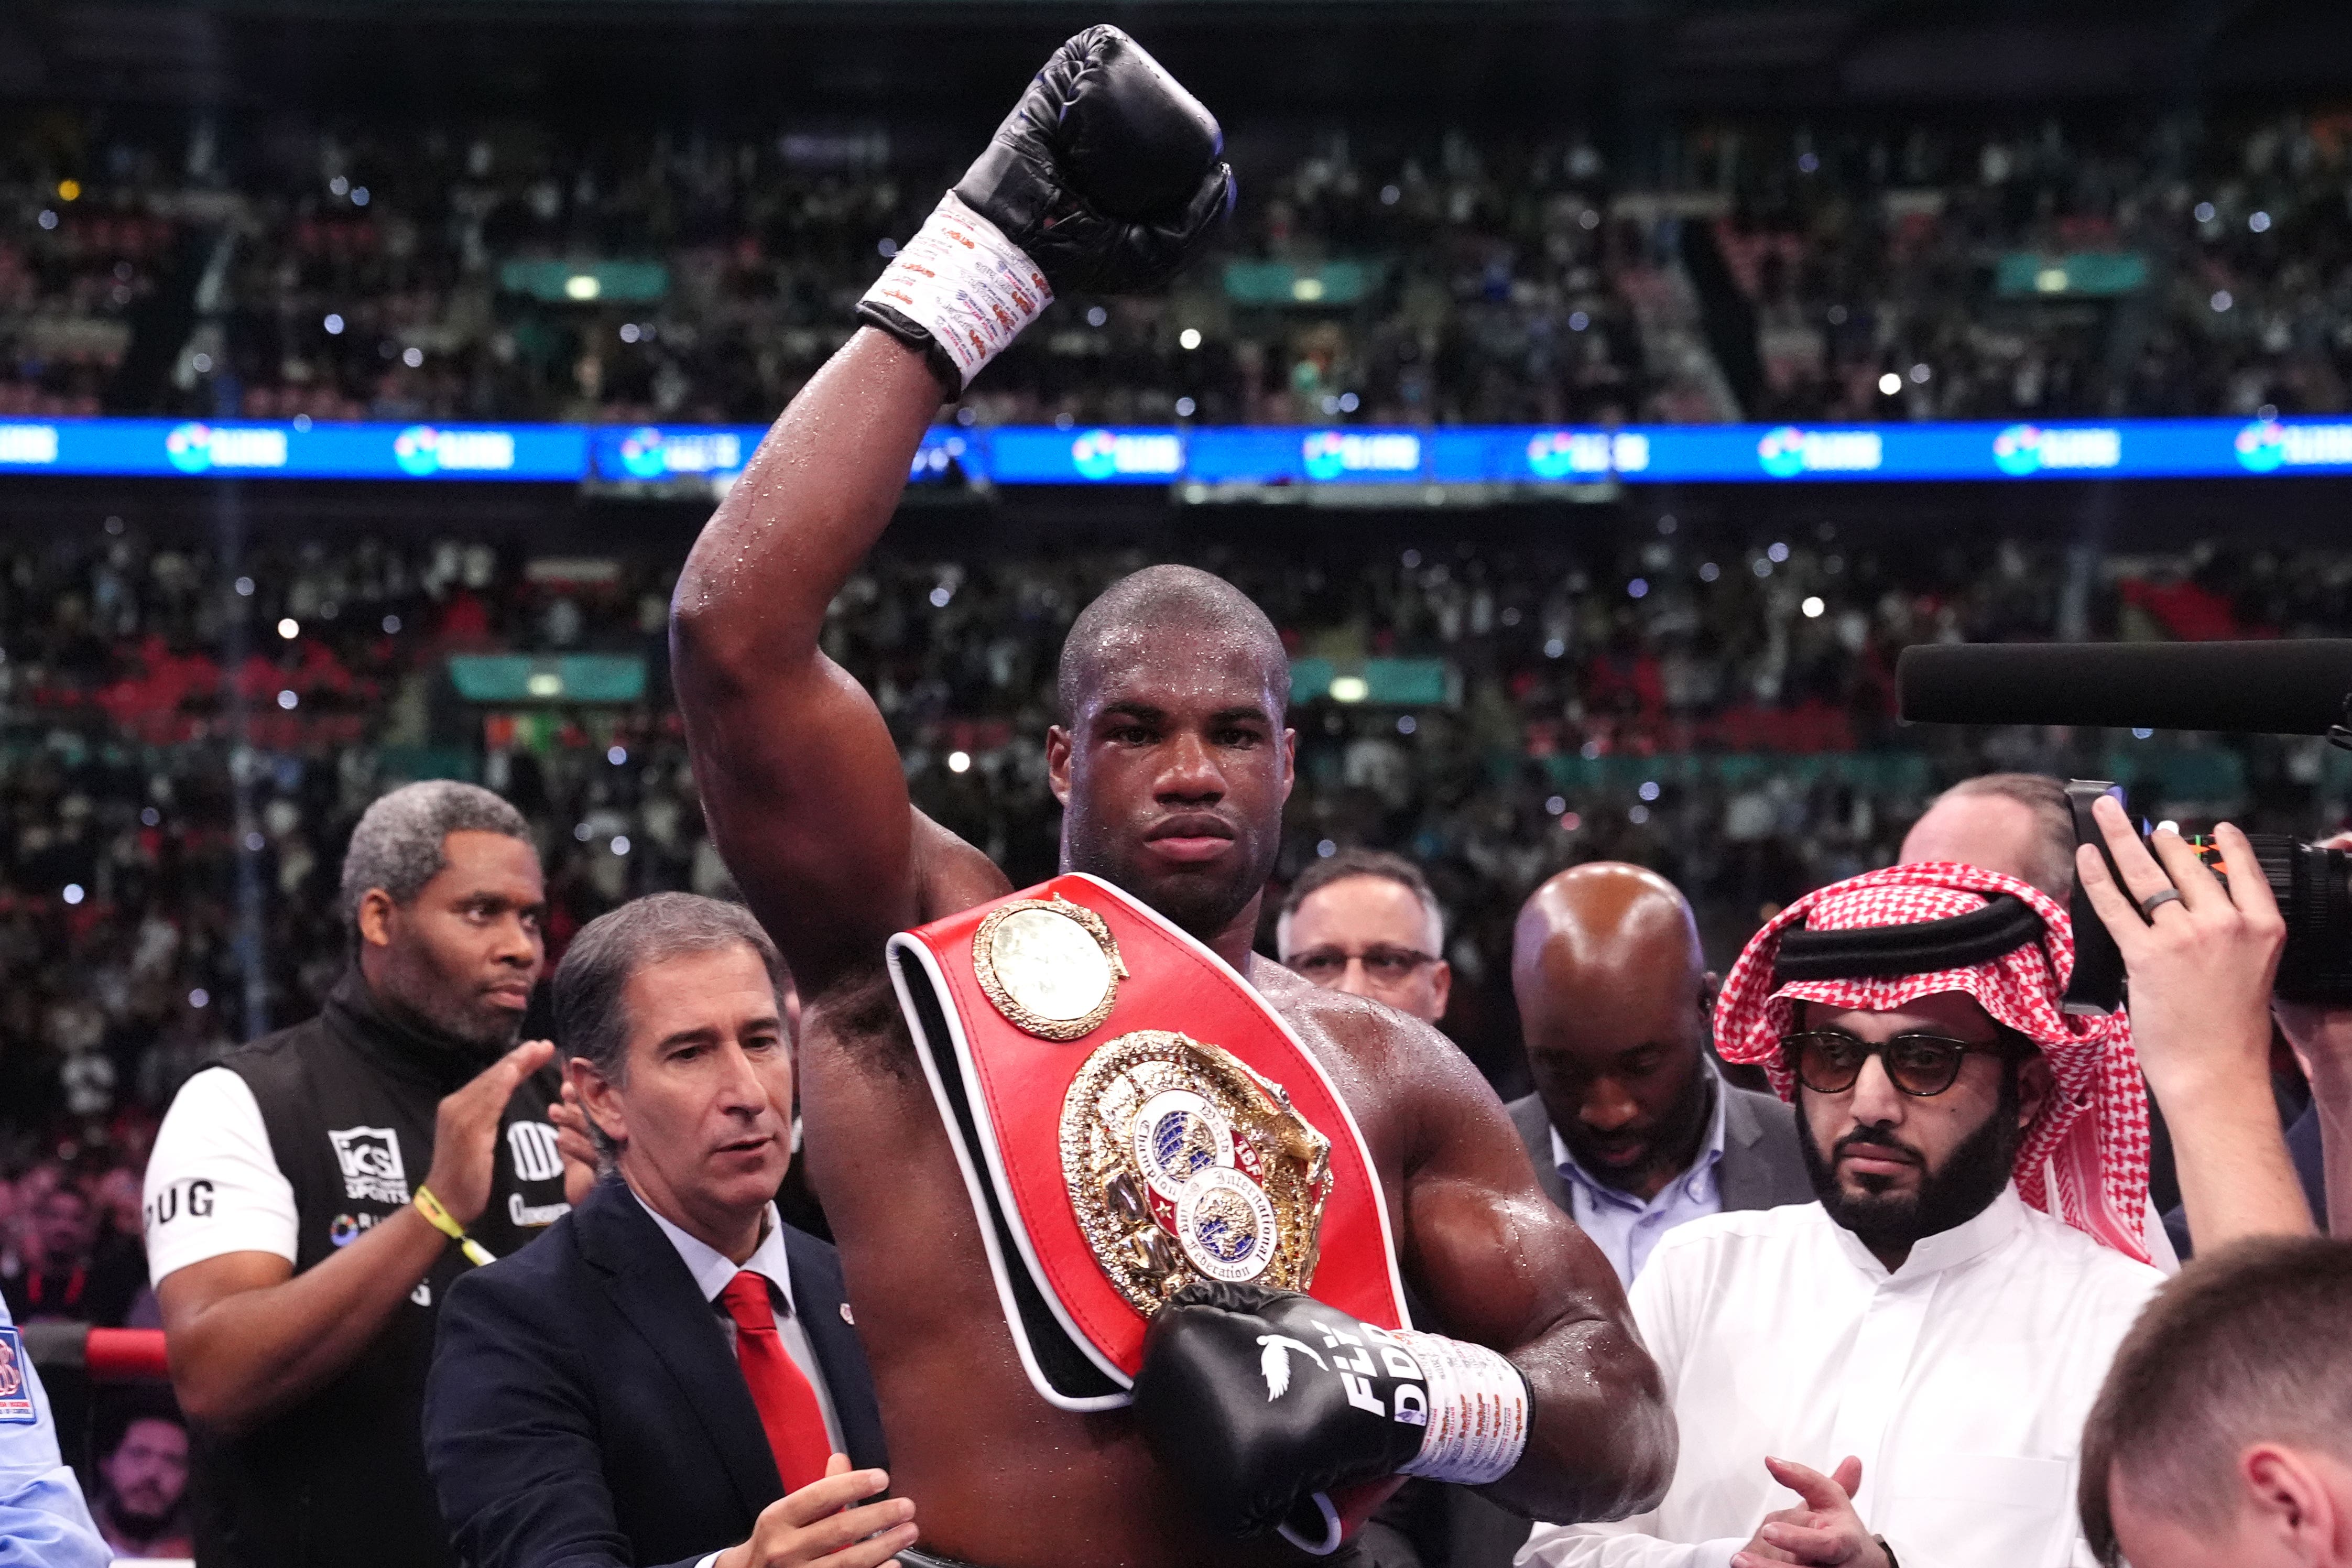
[1517,1185,2161,1568]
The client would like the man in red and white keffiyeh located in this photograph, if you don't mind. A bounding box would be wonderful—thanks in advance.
[1714,859,2152,1264]
[1522,860,2169,1568]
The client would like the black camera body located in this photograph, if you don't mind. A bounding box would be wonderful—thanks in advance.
[2066,779,2352,1011]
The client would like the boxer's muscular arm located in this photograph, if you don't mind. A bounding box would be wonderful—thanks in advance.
[1394,1021,1675,1523]
[671,332,1004,993]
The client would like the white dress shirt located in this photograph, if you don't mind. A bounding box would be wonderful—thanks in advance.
[1518,1185,2161,1568]
[631,1191,847,1455]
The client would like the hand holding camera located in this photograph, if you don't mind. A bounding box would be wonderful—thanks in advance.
[2075,796,2315,1245]
[2075,798,2284,1105]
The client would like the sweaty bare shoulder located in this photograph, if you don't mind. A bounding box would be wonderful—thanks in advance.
[1255,964,1490,1156]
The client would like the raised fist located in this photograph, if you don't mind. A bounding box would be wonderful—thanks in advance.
[857,27,1232,390]
[955,25,1234,295]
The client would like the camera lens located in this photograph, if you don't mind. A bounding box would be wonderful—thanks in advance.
[2246,834,2352,1005]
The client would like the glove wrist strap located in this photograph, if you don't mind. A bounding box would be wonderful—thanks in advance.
[857,191,1052,392]
[1386,1329,1530,1486]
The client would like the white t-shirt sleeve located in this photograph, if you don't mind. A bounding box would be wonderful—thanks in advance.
[143,1066,300,1284]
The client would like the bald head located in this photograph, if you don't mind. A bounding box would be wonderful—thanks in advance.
[1515,864,1703,1020]
[1055,564,1288,723]
[1515,863,1717,1197]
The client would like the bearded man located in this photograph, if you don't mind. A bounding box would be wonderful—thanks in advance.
[1519,863,2165,1568]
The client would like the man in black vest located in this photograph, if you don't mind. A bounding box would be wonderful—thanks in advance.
[140,780,570,1568]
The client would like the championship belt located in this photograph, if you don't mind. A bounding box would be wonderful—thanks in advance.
[888,873,1413,1549]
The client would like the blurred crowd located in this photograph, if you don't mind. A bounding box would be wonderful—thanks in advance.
[3,106,2351,426]
[5,516,2350,1175]
[1717,113,2352,422]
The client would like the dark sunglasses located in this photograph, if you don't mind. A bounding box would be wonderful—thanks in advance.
[1780,1028,2012,1098]
[1284,945,1439,986]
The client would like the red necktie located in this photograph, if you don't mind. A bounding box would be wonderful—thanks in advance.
[718,1270,833,1494]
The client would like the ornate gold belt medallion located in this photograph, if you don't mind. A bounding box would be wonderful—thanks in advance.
[1061,1030,1334,1314]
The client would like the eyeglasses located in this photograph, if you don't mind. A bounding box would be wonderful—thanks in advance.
[1284,945,1439,987]
[1780,1029,2011,1098]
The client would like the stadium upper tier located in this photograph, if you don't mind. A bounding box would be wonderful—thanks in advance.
[2,111,2346,429]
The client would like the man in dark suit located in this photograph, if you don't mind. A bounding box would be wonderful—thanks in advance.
[425,894,917,1568]
[1451,863,1814,1568]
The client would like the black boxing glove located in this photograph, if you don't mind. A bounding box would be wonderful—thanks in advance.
[857,25,1233,391]
[1132,1281,1532,1543]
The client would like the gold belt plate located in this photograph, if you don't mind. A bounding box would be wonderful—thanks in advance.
[1060,1029,1334,1315]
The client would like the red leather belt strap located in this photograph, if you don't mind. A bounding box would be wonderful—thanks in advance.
[887,872,1409,1412]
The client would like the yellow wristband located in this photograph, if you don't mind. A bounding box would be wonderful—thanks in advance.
[413,1186,497,1268]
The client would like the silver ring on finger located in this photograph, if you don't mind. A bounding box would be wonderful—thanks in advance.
[2137,886,2185,921]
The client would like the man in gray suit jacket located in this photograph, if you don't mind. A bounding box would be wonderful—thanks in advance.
[1507,863,1813,1284]
[1451,863,1812,1567]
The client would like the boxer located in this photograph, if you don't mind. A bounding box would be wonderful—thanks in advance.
[669,28,1672,1567]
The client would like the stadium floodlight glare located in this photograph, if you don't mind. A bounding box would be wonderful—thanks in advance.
[1179,328,1202,350]
[277,617,299,639]
[1878,372,1902,394]
[1802,596,1826,618]
[948,750,972,774]
[1329,675,1370,703]
[565,274,601,300]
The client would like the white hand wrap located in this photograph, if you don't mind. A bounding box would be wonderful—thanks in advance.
[859,191,1054,389]
[1385,1328,1530,1486]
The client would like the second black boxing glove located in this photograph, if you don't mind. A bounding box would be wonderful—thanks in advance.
[1131,1281,1532,1543]
[857,26,1233,391]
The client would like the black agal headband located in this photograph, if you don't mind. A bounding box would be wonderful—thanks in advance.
[1771,894,2046,984]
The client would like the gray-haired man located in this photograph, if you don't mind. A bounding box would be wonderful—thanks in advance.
[426,893,901,1568]
[141,780,569,1568]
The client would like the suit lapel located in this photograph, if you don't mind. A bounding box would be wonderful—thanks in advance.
[1715,1076,1772,1212]
[575,1179,782,1515]
[785,1226,888,1471]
